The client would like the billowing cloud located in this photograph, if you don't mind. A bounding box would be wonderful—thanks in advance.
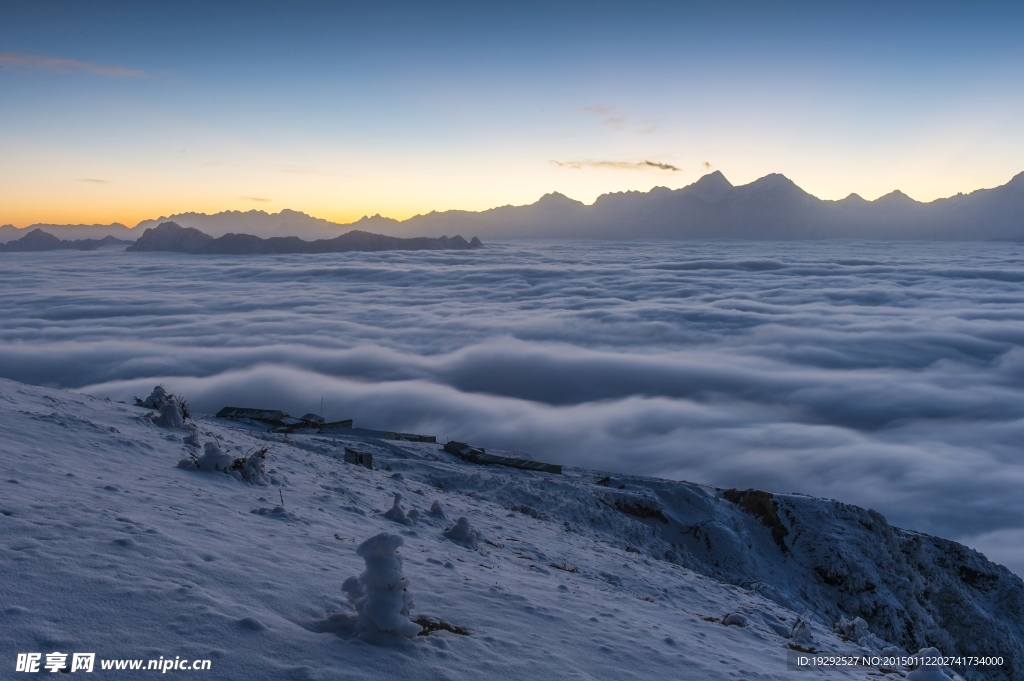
[0,52,143,77]
[551,159,680,171]
[2,242,1024,576]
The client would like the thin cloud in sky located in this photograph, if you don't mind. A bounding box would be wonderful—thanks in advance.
[575,104,660,134]
[576,104,615,116]
[551,159,681,172]
[77,178,110,184]
[241,196,272,203]
[575,104,627,130]
[0,52,144,77]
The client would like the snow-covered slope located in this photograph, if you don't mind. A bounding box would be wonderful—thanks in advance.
[2,378,1020,680]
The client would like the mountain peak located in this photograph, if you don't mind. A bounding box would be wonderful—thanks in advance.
[535,192,585,208]
[686,170,733,202]
[873,189,917,205]
[749,173,798,189]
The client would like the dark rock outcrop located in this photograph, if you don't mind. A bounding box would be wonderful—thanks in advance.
[125,222,215,253]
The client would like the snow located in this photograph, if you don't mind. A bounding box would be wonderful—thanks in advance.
[383,492,416,527]
[907,648,954,681]
[443,517,480,550]
[1,377,1019,680]
[342,533,422,638]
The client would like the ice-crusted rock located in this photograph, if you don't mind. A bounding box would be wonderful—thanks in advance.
[342,533,421,638]
[631,485,1024,681]
[443,517,479,549]
[404,460,1022,679]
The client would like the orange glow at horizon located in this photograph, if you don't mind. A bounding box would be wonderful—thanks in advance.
[2,164,1020,230]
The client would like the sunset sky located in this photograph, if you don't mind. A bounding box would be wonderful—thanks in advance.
[2,0,1023,227]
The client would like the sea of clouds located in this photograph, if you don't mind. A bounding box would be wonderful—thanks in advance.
[2,240,1024,575]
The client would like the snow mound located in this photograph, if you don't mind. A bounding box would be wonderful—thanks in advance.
[182,426,200,448]
[178,442,271,484]
[722,613,748,627]
[136,385,188,428]
[341,533,422,638]
[789,616,815,650]
[835,615,869,640]
[151,401,183,429]
[427,500,446,519]
[196,441,235,472]
[383,492,416,526]
[443,517,479,549]
[136,385,170,409]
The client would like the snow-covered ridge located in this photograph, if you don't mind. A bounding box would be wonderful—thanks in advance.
[1,377,1020,680]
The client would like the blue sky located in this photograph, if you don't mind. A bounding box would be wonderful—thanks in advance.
[2,0,1022,226]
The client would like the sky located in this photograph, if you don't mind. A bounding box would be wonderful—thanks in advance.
[2,0,1023,228]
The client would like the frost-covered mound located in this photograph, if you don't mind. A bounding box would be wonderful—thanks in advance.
[1,377,1021,681]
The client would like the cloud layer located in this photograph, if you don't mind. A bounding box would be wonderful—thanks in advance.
[2,240,1024,574]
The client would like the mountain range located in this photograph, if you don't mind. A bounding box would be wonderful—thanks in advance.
[0,228,132,252]
[3,171,1023,242]
[125,221,481,254]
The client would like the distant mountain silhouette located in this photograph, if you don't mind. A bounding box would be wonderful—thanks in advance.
[126,221,482,254]
[4,171,1024,242]
[388,170,1024,240]
[0,229,131,252]
[0,223,133,244]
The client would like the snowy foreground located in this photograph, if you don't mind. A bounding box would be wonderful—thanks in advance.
[2,379,1021,680]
